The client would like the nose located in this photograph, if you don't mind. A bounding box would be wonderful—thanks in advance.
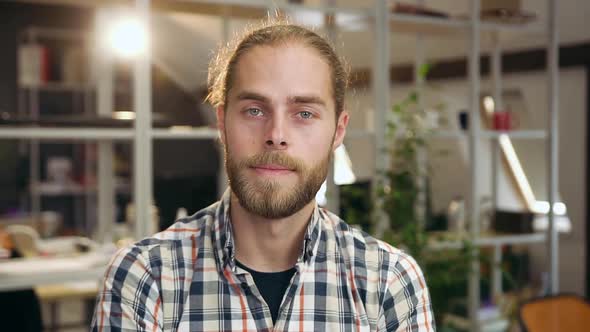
[265,113,288,149]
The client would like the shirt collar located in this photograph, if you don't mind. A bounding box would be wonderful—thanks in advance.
[213,189,323,271]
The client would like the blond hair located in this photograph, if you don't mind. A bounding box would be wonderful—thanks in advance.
[206,19,348,117]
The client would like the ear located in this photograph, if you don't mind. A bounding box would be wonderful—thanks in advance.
[332,110,349,151]
[216,105,226,145]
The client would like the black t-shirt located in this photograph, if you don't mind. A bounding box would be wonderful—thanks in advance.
[235,260,297,324]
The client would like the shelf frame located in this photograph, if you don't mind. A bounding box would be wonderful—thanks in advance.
[466,1,483,328]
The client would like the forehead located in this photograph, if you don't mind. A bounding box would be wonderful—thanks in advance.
[228,43,333,106]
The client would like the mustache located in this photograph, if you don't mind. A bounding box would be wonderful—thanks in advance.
[242,152,304,172]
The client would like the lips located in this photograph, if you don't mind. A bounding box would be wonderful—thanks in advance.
[242,152,302,176]
[251,164,295,175]
[254,164,293,171]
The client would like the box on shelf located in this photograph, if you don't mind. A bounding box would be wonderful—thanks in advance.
[480,0,535,24]
[18,44,50,86]
[392,2,449,18]
[482,0,521,12]
[492,209,535,234]
[61,46,87,84]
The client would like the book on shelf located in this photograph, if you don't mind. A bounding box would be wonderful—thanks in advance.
[61,46,87,84]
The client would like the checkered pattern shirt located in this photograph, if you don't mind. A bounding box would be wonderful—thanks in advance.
[92,191,435,331]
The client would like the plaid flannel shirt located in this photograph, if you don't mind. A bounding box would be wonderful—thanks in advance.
[92,190,435,331]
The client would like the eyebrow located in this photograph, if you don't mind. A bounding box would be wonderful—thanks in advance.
[235,91,327,108]
[288,95,326,108]
[235,91,270,104]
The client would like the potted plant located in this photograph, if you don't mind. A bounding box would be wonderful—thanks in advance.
[376,64,475,327]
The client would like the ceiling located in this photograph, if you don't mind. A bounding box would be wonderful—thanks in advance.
[155,0,590,92]
[14,0,588,92]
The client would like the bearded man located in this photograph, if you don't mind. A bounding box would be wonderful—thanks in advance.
[92,20,434,332]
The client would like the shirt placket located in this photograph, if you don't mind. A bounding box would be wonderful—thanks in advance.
[272,259,308,331]
[234,267,275,331]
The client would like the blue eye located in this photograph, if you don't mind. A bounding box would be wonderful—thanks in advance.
[247,108,263,117]
[299,111,313,119]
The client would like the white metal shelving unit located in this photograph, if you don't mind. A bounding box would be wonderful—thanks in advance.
[369,0,558,330]
[16,26,98,235]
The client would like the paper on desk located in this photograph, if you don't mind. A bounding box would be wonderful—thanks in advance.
[0,251,109,276]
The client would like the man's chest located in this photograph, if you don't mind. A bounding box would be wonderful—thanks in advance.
[172,277,374,332]
[157,258,378,332]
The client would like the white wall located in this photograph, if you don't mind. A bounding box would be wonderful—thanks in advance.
[345,67,587,295]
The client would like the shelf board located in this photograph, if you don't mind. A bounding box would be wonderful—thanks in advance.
[0,126,220,141]
[346,129,466,141]
[390,13,469,36]
[278,2,370,16]
[476,233,546,246]
[428,130,467,139]
[481,129,548,139]
[32,182,131,196]
[152,0,268,19]
[396,129,546,140]
[33,183,88,196]
[12,0,369,22]
[155,0,371,30]
[0,127,134,140]
[480,20,545,34]
[385,13,544,36]
[19,82,93,92]
[428,232,546,250]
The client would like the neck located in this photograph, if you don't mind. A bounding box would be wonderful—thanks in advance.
[229,192,314,272]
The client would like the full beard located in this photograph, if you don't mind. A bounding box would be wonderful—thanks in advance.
[225,149,330,219]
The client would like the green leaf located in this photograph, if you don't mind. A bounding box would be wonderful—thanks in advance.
[418,63,432,79]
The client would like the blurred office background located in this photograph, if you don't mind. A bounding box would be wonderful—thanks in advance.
[0,0,588,331]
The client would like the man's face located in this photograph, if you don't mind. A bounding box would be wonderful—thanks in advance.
[217,43,348,219]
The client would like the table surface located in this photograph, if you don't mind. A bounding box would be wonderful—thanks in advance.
[0,251,110,291]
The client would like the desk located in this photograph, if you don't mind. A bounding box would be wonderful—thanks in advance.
[0,251,109,291]
[36,282,99,332]
[0,251,110,331]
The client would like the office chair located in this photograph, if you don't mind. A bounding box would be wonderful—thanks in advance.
[519,294,590,332]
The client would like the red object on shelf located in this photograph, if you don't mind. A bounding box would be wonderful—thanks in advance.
[18,44,51,85]
[492,110,520,131]
[40,45,50,83]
